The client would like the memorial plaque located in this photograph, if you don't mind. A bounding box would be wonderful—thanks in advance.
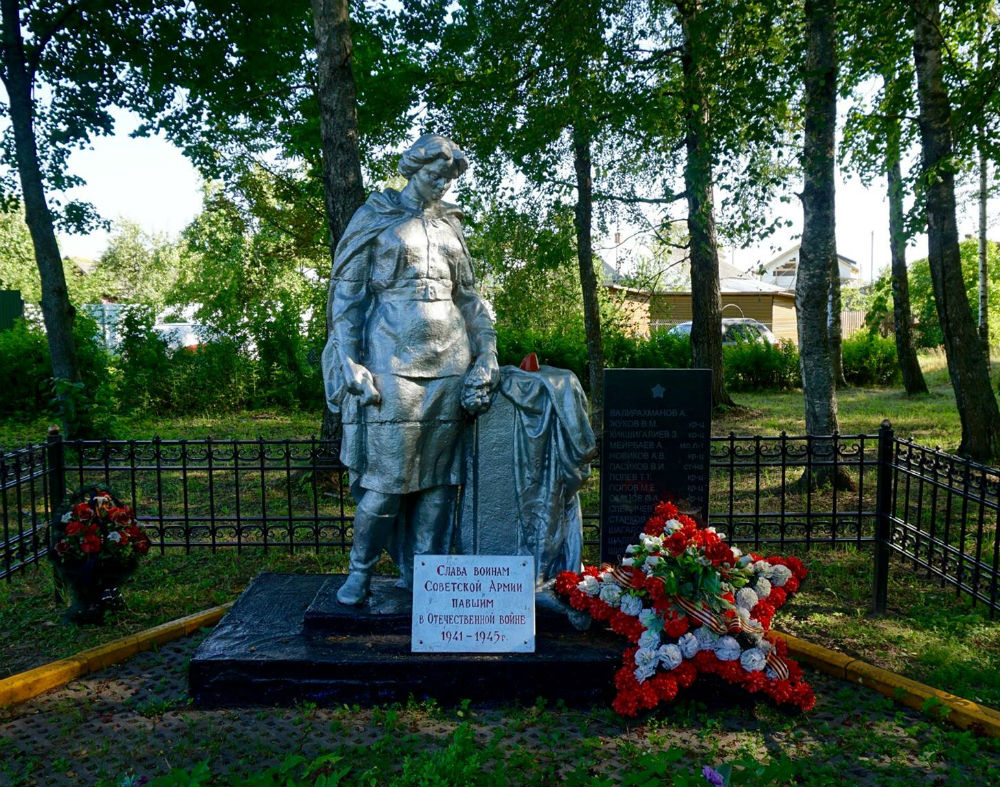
[411,555,535,653]
[600,368,711,563]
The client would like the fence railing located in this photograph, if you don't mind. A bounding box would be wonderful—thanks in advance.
[2,423,998,618]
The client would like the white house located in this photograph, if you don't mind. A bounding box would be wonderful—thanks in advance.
[757,244,860,290]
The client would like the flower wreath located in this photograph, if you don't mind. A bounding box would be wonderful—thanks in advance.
[555,501,814,716]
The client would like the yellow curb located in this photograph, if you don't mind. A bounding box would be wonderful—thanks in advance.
[0,602,233,708]
[774,630,1000,737]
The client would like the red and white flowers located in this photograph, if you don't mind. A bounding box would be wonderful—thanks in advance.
[555,500,814,716]
[53,488,151,567]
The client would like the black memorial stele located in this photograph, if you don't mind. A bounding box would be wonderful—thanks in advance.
[600,368,711,564]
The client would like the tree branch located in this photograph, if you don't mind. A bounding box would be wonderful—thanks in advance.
[24,0,92,80]
[549,177,688,204]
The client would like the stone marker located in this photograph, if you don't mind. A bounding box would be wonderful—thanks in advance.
[600,368,711,563]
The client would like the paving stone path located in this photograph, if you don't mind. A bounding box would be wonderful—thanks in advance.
[0,632,995,787]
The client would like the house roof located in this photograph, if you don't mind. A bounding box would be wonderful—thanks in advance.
[760,244,859,273]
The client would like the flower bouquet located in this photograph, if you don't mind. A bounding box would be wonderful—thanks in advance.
[49,486,151,623]
[555,500,814,716]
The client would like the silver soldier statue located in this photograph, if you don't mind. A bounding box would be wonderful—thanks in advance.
[322,134,499,605]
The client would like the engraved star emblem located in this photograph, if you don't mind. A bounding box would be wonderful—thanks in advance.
[651,384,666,399]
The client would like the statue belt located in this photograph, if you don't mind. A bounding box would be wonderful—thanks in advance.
[374,280,454,302]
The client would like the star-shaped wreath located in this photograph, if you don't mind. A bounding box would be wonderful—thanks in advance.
[554,501,814,716]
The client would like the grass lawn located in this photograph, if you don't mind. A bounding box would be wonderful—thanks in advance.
[1,351,999,784]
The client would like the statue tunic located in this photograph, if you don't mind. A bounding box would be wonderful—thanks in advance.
[323,190,494,496]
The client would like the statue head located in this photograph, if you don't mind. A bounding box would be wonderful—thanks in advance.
[398,134,469,180]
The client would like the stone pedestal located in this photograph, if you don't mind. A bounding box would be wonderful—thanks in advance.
[189,573,621,707]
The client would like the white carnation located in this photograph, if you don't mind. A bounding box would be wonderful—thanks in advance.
[634,647,659,668]
[770,564,793,587]
[634,663,657,683]
[740,647,767,672]
[657,643,683,670]
[621,557,634,567]
[638,628,661,650]
[736,554,754,568]
[61,511,73,523]
[677,632,699,659]
[736,587,759,610]
[730,546,743,560]
[714,635,742,661]
[639,609,662,632]
[694,626,720,650]
[640,534,663,551]
[577,575,600,597]
[664,518,683,532]
[107,531,122,543]
[625,544,639,555]
[753,560,775,578]
[619,593,643,617]
[754,577,772,599]
[599,582,623,607]
[643,555,662,572]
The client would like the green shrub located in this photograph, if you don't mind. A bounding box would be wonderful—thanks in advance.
[842,331,900,386]
[723,339,801,391]
[0,319,50,416]
[113,306,172,412]
[161,338,258,414]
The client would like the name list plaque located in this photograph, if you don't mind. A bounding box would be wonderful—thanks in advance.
[600,368,711,564]
[411,555,535,653]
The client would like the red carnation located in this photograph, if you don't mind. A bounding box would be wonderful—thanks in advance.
[54,539,69,556]
[654,501,679,519]
[671,660,698,688]
[651,673,679,702]
[768,586,788,608]
[783,576,801,594]
[71,502,92,519]
[110,507,133,525]
[663,614,690,639]
[644,517,666,537]
[134,537,150,556]
[664,532,687,556]
[555,571,579,596]
[80,534,101,554]
[64,520,83,536]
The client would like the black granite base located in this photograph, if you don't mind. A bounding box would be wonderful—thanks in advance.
[189,573,623,707]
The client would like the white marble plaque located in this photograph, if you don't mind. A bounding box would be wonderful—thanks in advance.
[411,555,535,653]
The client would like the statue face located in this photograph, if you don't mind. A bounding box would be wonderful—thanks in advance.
[409,158,455,204]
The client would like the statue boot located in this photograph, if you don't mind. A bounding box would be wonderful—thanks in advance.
[337,510,398,605]
[394,486,458,590]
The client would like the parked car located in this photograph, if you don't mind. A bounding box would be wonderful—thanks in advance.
[667,318,777,346]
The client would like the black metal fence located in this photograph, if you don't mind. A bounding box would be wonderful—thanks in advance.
[2,422,998,617]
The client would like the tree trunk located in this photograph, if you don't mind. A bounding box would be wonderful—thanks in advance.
[912,0,1000,460]
[829,254,845,387]
[797,0,851,489]
[886,113,928,395]
[1,0,81,424]
[571,126,605,431]
[798,0,839,438]
[677,0,734,410]
[978,135,989,354]
[310,0,366,449]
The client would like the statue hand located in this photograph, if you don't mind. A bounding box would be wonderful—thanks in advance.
[473,351,500,388]
[344,360,380,406]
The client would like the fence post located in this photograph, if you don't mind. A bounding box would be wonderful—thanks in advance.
[46,424,66,603]
[872,419,894,614]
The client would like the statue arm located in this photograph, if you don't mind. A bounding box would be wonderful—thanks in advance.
[324,208,381,406]
[453,245,499,396]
